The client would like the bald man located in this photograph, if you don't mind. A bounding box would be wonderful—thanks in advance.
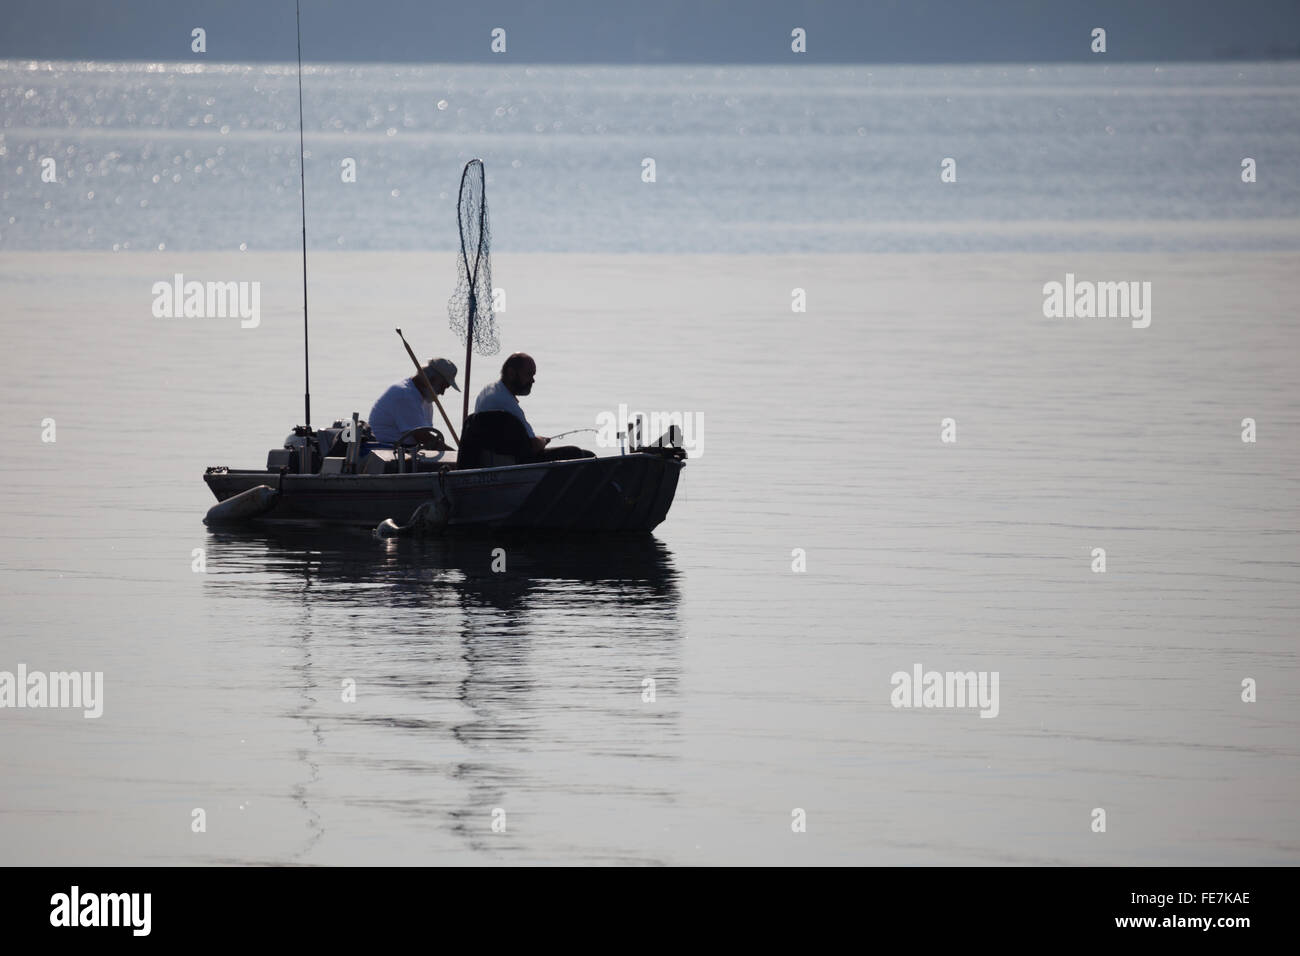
[473,352,595,463]
[473,352,550,455]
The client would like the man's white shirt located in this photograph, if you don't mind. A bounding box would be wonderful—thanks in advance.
[368,378,431,443]
[474,379,535,438]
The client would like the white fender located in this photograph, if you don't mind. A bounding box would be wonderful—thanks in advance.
[205,485,278,524]
[373,497,451,538]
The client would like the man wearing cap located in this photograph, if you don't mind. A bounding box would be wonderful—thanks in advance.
[368,358,459,448]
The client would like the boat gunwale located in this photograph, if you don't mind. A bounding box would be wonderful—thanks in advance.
[204,452,685,483]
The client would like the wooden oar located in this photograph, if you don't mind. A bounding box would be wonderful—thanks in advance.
[395,328,460,447]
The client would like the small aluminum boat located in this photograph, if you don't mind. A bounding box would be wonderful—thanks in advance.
[203,424,685,532]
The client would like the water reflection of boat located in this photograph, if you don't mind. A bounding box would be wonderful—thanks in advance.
[202,526,684,861]
[202,525,681,610]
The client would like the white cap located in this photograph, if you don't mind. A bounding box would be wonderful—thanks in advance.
[423,358,460,392]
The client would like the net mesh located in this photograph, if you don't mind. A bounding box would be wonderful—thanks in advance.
[447,159,499,356]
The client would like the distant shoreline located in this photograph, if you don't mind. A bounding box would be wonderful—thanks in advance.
[3,56,1300,68]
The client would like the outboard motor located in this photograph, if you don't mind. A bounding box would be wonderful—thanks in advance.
[265,425,321,475]
[315,417,376,474]
[266,418,378,476]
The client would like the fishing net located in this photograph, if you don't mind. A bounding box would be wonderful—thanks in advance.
[447,159,499,356]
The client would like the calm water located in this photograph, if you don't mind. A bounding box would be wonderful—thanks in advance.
[0,60,1298,866]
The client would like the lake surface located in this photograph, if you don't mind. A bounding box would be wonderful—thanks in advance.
[4,60,1300,253]
[0,60,1297,865]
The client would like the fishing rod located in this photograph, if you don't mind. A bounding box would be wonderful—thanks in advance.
[295,0,311,428]
[549,427,599,441]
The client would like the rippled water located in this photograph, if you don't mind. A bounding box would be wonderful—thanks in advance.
[3,60,1300,252]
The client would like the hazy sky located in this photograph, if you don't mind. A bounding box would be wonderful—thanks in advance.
[2,0,1298,63]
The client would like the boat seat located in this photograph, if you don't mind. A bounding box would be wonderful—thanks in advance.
[361,449,397,474]
[361,447,458,474]
[457,411,532,469]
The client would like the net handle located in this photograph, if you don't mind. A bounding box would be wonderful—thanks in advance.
[457,159,486,431]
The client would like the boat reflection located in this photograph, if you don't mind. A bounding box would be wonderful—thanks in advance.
[201,527,683,860]
[203,525,680,609]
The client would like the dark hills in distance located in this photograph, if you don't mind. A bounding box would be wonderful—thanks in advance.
[1,0,1298,64]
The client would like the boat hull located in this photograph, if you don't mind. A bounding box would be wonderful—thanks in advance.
[204,454,683,532]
